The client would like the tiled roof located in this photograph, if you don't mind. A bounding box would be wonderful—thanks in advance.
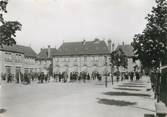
[0,44,37,58]
[116,44,134,57]
[54,39,109,56]
[37,48,57,59]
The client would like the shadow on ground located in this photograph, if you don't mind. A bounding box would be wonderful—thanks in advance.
[114,88,141,91]
[134,106,155,112]
[97,98,136,106]
[95,83,104,85]
[103,92,151,97]
[123,83,145,86]
[144,114,155,117]
[0,108,7,113]
[118,85,145,88]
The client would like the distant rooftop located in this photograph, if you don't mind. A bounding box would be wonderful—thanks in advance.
[0,44,37,58]
[37,48,57,60]
[116,44,134,57]
[54,39,109,56]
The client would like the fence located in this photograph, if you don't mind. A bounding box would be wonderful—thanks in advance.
[160,68,167,105]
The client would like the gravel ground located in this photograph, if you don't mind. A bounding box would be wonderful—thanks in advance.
[0,76,155,117]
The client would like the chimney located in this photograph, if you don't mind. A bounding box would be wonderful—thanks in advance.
[48,45,51,58]
[107,39,111,53]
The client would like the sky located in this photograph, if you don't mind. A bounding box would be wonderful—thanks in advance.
[5,0,155,53]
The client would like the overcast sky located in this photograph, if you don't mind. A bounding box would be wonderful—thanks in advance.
[5,0,155,53]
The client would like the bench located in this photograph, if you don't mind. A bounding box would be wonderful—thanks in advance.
[155,102,167,117]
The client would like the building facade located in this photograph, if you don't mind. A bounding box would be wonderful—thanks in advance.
[53,39,111,76]
[0,44,37,78]
[36,45,56,74]
[116,44,141,72]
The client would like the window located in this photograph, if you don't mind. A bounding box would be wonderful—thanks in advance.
[5,52,12,62]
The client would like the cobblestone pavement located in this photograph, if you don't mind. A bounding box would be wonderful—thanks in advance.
[0,76,155,117]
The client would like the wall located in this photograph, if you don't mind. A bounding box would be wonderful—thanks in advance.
[36,59,52,73]
[53,55,110,75]
[24,57,37,73]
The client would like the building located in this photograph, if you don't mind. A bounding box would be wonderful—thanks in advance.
[53,39,111,76]
[0,44,37,77]
[36,45,57,73]
[116,44,141,72]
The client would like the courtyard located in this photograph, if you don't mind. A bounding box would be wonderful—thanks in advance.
[0,76,155,117]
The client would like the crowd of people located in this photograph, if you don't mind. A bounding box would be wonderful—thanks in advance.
[114,71,141,83]
[1,71,141,85]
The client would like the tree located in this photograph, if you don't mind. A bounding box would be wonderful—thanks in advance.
[0,0,22,47]
[110,48,128,72]
[132,0,167,70]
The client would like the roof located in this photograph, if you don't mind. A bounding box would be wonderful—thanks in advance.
[54,39,109,56]
[116,44,134,57]
[0,44,37,58]
[37,48,57,59]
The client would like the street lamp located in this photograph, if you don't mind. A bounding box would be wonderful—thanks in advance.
[110,62,114,85]
[104,56,108,87]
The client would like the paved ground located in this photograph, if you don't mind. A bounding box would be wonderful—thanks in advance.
[0,76,155,117]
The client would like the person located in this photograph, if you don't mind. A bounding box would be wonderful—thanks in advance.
[135,72,140,80]
[64,72,68,83]
[58,73,61,82]
[87,73,90,80]
[40,72,44,83]
[125,72,129,80]
[27,73,31,84]
[23,73,28,85]
[44,70,48,83]
[121,72,124,81]
[16,72,20,83]
[7,72,12,83]
[116,71,120,82]
[97,73,102,81]
[37,73,41,83]
[83,72,86,83]
[130,72,134,81]
[44,74,48,82]
[78,72,81,82]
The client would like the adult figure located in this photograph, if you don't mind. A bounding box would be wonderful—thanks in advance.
[130,72,134,81]
[7,72,12,83]
[135,72,140,80]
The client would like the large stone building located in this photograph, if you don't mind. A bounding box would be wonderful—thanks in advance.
[0,44,37,77]
[53,39,111,76]
[36,45,57,73]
